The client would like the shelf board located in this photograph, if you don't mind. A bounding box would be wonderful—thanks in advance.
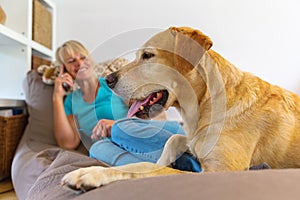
[0,24,28,46]
[0,99,26,107]
[30,40,54,59]
[0,0,56,100]
[0,24,53,59]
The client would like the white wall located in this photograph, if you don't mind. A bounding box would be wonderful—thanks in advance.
[54,0,300,95]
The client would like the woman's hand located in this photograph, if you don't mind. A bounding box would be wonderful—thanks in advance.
[53,67,74,100]
[91,119,115,140]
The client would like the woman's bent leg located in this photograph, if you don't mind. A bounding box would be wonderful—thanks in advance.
[111,118,201,172]
[89,138,146,166]
[111,118,184,162]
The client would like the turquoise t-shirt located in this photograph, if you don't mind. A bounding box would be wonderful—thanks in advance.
[64,77,128,138]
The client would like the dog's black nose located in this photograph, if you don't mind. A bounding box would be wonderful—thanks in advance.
[105,72,118,89]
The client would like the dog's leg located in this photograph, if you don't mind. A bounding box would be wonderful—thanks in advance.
[62,162,185,192]
[195,134,252,172]
[157,134,189,166]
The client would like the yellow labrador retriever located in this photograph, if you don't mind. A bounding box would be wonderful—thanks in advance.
[62,26,300,191]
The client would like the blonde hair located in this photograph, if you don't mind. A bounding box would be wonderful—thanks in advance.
[55,40,90,65]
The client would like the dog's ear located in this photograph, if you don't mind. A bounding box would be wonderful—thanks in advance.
[170,27,213,51]
[169,27,213,72]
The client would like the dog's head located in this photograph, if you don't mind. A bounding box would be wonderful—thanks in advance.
[106,27,213,119]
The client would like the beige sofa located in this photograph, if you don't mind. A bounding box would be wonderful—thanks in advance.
[11,70,300,200]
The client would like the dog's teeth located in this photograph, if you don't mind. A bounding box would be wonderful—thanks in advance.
[149,100,154,105]
[139,106,144,110]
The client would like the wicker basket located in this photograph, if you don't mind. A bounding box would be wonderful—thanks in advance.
[0,114,27,180]
[32,0,52,49]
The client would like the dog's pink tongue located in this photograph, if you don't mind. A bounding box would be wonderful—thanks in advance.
[127,94,153,118]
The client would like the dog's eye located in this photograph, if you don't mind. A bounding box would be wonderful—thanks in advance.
[142,52,155,60]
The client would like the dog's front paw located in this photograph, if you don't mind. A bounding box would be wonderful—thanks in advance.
[157,134,188,166]
[157,152,176,166]
[62,166,110,192]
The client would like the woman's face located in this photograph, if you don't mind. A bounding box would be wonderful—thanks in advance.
[64,53,94,81]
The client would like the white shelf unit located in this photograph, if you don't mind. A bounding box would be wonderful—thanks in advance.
[0,0,56,100]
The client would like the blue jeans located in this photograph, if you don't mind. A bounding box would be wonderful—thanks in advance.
[89,118,201,172]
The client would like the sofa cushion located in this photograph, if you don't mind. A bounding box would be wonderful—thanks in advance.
[22,70,56,146]
[12,70,88,199]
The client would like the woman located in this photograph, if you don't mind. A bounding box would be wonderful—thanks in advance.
[53,40,201,172]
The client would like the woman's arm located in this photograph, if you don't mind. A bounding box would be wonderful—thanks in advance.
[91,119,115,140]
[52,73,80,150]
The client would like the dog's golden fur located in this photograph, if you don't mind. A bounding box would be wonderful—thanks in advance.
[62,27,300,190]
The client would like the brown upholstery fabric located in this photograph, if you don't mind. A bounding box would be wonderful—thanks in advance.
[21,70,56,147]
[27,165,300,200]
[11,71,89,200]
[74,169,300,200]
[26,149,107,200]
